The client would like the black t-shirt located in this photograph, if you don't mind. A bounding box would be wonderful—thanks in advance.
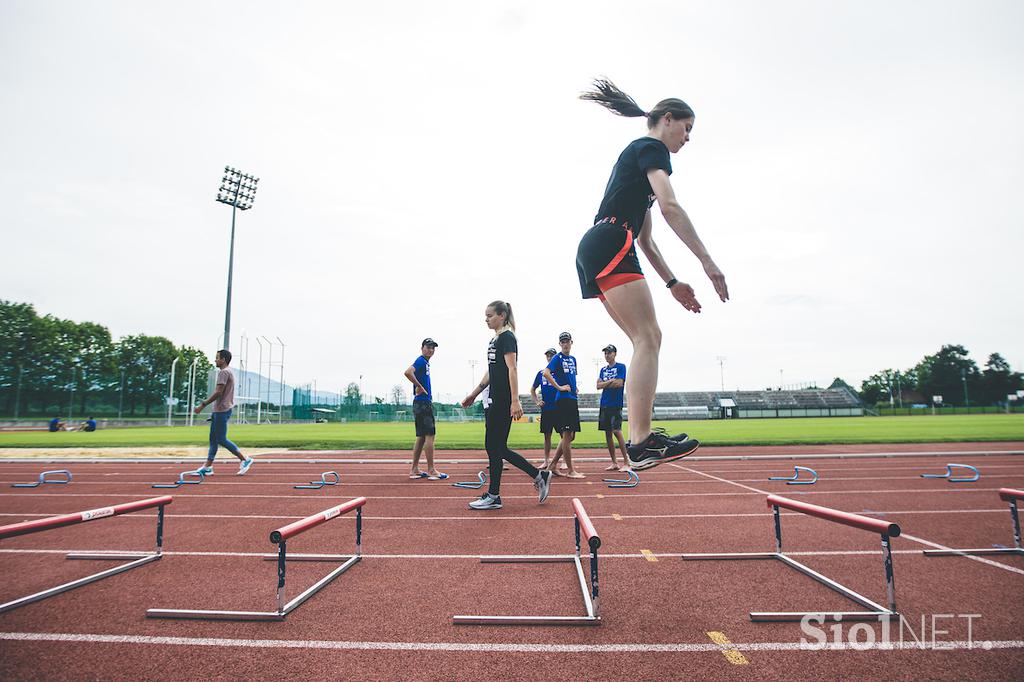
[594,137,672,235]
[486,330,518,405]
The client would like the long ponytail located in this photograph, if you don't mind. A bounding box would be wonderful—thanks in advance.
[580,77,694,129]
[488,300,516,331]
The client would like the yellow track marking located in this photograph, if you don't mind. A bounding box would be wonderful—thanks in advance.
[707,631,749,665]
[612,513,622,521]
[596,494,604,499]
[640,549,658,562]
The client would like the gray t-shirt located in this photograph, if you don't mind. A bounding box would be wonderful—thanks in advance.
[213,368,236,412]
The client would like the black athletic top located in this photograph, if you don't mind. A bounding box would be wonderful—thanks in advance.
[486,330,518,405]
[594,137,672,235]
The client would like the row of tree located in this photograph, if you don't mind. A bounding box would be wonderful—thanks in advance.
[857,345,1022,407]
[0,301,213,417]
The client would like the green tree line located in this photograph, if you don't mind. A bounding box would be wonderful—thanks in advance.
[859,344,1022,408]
[0,300,213,418]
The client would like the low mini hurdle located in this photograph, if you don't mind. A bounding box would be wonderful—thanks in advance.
[294,471,340,490]
[920,463,980,483]
[923,488,1023,558]
[152,469,205,489]
[453,498,600,626]
[452,471,487,489]
[683,494,901,622]
[603,469,639,488]
[0,495,171,614]
[11,469,73,488]
[147,496,365,621]
[769,466,818,485]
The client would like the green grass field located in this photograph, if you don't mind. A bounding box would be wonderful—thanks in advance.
[2,414,1023,450]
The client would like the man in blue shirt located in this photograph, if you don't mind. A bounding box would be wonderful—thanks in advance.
[531,348,560,468]
[78,417,97,432]
[542,332,584,478]
[597,345,629,470]
[48,416,65,432]
[403,338,446,480]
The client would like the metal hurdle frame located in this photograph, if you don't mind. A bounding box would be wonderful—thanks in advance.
[923,488,1023,558]
[453,498,601,626]
[147,496,365,621]
[0,496,172,614]
[683,494,901,622]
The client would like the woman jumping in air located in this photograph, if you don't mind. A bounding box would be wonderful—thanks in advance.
[576,78,729,470]
[461,300,552,510]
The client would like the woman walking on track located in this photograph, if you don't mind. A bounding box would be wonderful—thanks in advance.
[461,300,552,510]
[577,78,729,470]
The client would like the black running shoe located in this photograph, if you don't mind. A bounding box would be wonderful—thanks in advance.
[627,433,700,470]
[652,427,689,443]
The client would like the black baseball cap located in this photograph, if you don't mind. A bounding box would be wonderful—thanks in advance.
[421,338,438,347]
[545,348,557,356]
[603,344,617,353]
[558,332,572,342]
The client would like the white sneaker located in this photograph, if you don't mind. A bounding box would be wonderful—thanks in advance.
[468,493,502,510]
[198,465,214,476]
[237,458,253,475]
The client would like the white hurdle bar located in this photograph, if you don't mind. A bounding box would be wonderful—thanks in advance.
[453,498,601,626]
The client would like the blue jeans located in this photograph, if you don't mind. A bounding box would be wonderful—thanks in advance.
[208,409,242,461]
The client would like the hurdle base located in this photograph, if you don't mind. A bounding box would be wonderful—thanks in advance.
[453,554,598,626]
[147,555,360,621]
[0,553,161,615]
[452,615,600,626]
[145,608,285,622]
[923,547,1024,557]
[683,551,895,623]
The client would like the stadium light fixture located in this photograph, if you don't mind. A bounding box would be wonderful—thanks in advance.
[216,165,260,350]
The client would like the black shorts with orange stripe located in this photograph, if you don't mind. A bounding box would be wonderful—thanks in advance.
[575,217,645,299]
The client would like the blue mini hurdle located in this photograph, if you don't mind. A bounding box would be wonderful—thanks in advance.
[452,471,487,490]
[294,471,341,490]
[769,466,818,485]
[920,463,980,483]
[603,469,639,488]
[12,470,73,488]
[152,469,205,489]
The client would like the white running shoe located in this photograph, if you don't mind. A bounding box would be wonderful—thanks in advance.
[237,458,254,475]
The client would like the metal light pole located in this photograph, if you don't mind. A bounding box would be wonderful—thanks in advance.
[961,368,969,407]
[216,166,259,351]
[716,356,726,392]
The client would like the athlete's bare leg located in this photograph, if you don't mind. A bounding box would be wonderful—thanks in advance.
[601,279,661,444]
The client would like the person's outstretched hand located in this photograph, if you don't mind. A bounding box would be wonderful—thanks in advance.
[670,281,702,313]
[703,261,729,302]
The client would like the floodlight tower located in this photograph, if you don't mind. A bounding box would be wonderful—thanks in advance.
[216,166,259,351]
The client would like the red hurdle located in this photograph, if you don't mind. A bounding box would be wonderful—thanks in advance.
[453,497,601,626]
[683,494,901,622]
[923,488,1023,559]
[147,497,366,621]
[0,496,172,614]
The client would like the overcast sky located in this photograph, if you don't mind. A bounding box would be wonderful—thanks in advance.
[2,1,1022,403]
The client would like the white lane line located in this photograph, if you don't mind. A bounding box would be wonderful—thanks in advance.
[4,474,1021,487]
[0,548,975,559]
[675,464,1024,576]
[0,509,1008,522]
[0,631,1019,653]
[898,533,1024,576]
[0,449,1021,465]
[2,488,1011,501]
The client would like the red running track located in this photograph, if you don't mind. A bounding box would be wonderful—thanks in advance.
[0,442,1023,680]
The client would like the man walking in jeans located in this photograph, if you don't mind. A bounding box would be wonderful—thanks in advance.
[194,349,253,475]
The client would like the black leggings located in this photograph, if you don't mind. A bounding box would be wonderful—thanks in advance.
[485,404,539,496]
